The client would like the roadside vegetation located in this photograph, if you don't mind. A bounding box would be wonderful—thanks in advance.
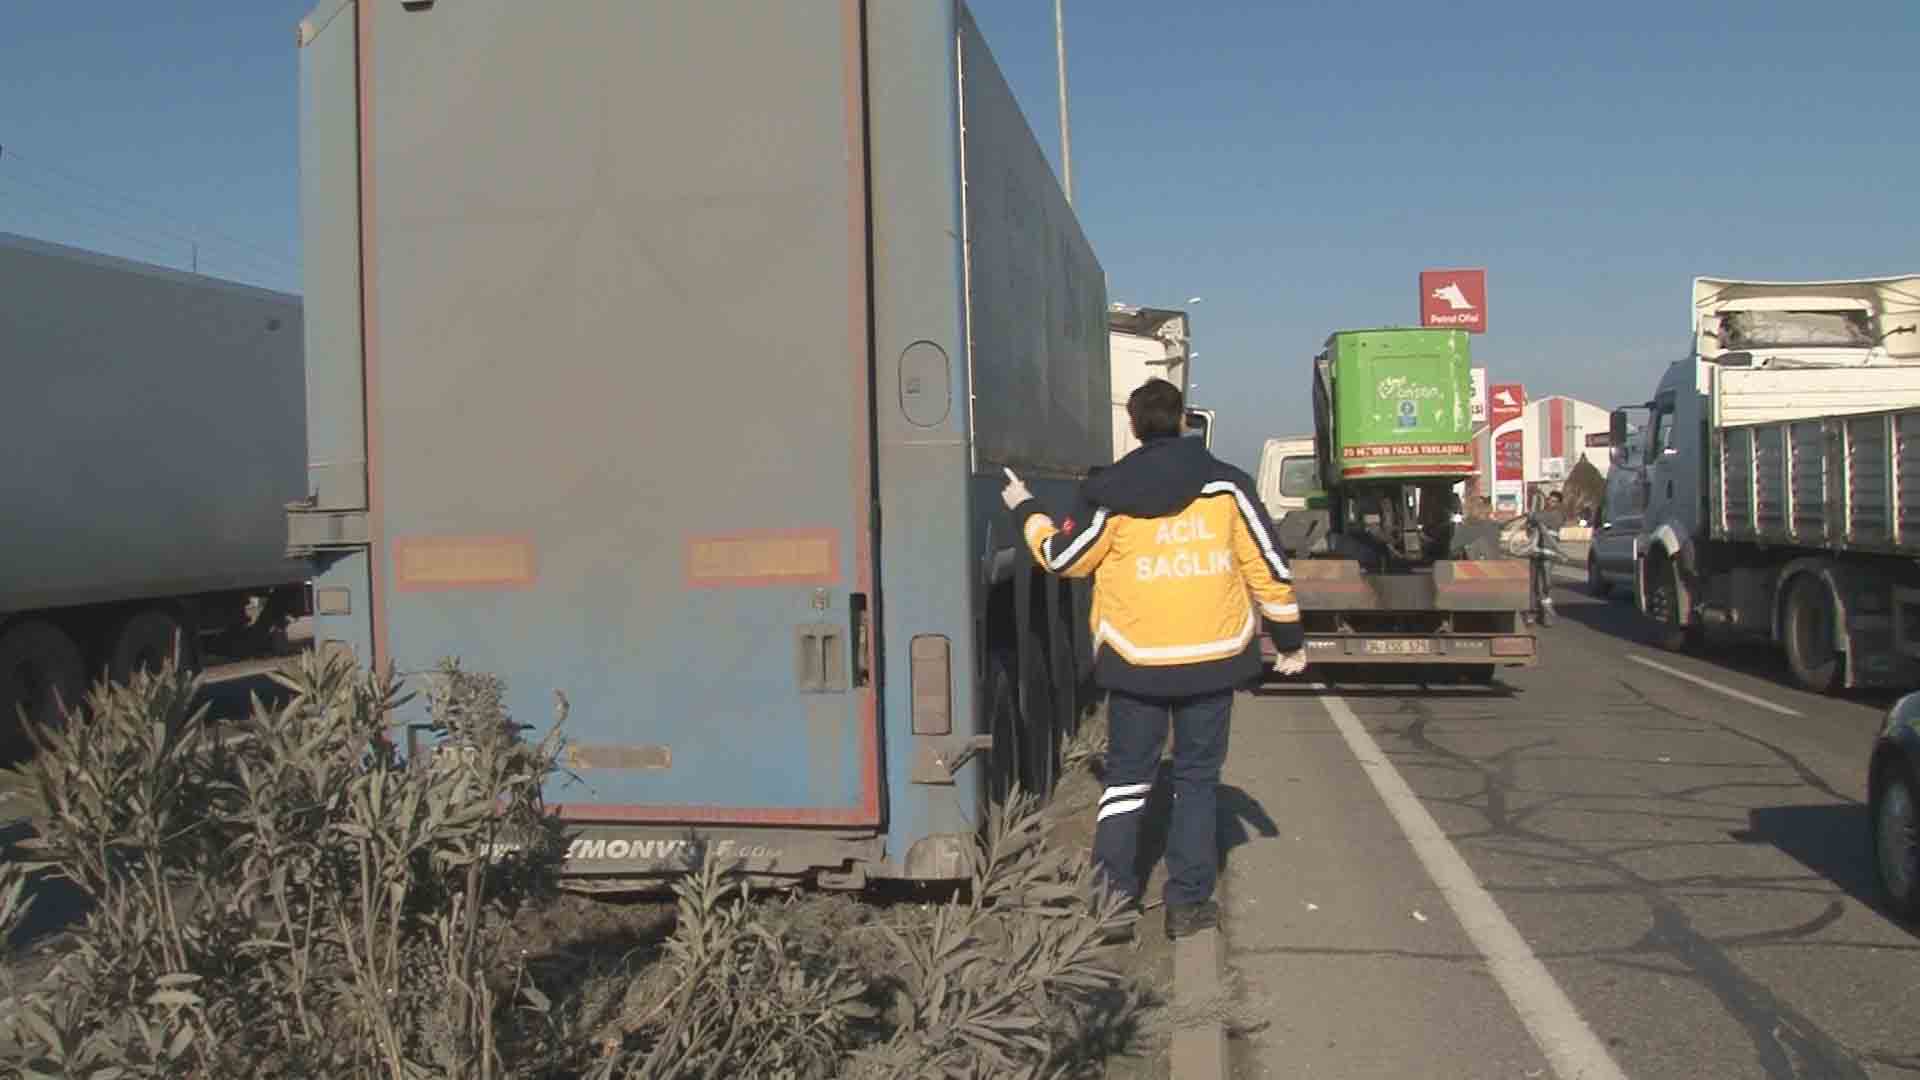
[0,651,1145,1079]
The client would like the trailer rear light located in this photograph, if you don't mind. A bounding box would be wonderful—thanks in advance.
[1492,636,1533,657]
[910,635,952,735]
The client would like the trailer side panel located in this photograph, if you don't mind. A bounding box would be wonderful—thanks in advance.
[0,234,307,617]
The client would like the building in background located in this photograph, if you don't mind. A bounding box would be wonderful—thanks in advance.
[1524,394,1612,489]
[1467,390,1611,515]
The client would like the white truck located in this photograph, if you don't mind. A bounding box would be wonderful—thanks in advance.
[1183,406,1216,449]
[1256,434,1319,522]
[0,232,311,742]
[1611,274,1920,692]
[1108,305,1192,460]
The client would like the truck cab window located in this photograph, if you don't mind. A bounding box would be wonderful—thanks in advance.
[1648,408,1675,464]
[1278,457,1318,498]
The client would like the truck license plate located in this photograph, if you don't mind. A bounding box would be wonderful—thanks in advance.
[1363,639,1433,656]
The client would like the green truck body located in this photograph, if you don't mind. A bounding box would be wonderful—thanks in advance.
[1276,328,1535,680]
[1315,329,1477,484]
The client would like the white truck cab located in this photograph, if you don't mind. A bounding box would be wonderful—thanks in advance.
[1612,274,1920,688]
[1257,435,1319,522]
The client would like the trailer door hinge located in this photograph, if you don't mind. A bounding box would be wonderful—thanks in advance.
[286,501,370,555]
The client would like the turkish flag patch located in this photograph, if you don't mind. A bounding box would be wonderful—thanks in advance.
[1061,517,1076,536]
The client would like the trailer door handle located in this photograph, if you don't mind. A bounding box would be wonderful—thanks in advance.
[797,622,847,693]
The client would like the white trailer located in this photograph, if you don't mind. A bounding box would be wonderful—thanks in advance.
[0,233,311,741]
[1613,273,1920,691]
[1108,305,1191,461]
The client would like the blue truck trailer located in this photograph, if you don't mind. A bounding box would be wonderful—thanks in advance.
[287,0,1110,889]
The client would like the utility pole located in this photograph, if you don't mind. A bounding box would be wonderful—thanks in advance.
[1055,0,1073,204]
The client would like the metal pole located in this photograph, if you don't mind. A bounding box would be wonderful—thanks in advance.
[1054,0,1073,204]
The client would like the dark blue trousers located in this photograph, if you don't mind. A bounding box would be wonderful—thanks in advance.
[1093,689,1232,908]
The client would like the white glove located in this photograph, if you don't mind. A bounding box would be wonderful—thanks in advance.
[1273,650,1308,676]
[1000,467,1032,511]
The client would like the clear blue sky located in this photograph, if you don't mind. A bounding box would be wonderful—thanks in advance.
[4,1,1917,474]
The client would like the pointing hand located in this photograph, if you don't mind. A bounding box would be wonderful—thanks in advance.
[1000,467,1032,511]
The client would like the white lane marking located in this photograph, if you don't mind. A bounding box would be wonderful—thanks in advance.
[1624,654,1802,718]
[1318,691,1630,1080]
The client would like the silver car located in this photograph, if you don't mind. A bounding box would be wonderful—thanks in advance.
[1587,463,1645,600]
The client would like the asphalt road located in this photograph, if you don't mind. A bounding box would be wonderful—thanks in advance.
[1220,578,1920,1079]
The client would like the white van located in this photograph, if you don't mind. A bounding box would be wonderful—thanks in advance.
[1256,435,1319,522]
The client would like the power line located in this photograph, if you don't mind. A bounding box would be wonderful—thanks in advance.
[0,158,296,283]
[0,143,298,271]
[0,171,298,292]
[0,172,189,263]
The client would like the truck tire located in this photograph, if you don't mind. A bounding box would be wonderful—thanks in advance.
[108,608,199,684]
[1646,555,1701,654]
[984,646,1025,806]
[0,620,86,749]
[1019,623,1058,801]
[1587,552,1609,599]
[1783,574,1843,694]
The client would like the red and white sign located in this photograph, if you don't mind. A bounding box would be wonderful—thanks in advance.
[1420,268,1487,333]
[1488,383,1524,430]
[1489,382,1525,483]
[1495,431,1524,481]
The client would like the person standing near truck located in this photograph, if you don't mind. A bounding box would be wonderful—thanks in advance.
[1000,379,1306,940]
[1528,491,1568,625]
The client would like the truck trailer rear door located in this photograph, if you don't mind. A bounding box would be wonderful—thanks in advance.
[353,0,881,827]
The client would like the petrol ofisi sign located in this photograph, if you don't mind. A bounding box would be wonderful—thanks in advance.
[1420,269,1487,334]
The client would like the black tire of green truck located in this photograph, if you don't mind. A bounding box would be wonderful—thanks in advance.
[1782,574,1844,695]
[0,620,85,756]
[1461,664,1497,686]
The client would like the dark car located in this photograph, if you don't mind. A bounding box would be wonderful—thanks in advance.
[1869,693,1920,919]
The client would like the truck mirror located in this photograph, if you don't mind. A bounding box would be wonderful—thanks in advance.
[1608,409,1628,447]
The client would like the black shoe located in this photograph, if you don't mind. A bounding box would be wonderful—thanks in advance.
[1166,899,1219,940]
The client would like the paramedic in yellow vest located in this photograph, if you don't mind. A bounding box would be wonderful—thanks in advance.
[1001,378,1307,940]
